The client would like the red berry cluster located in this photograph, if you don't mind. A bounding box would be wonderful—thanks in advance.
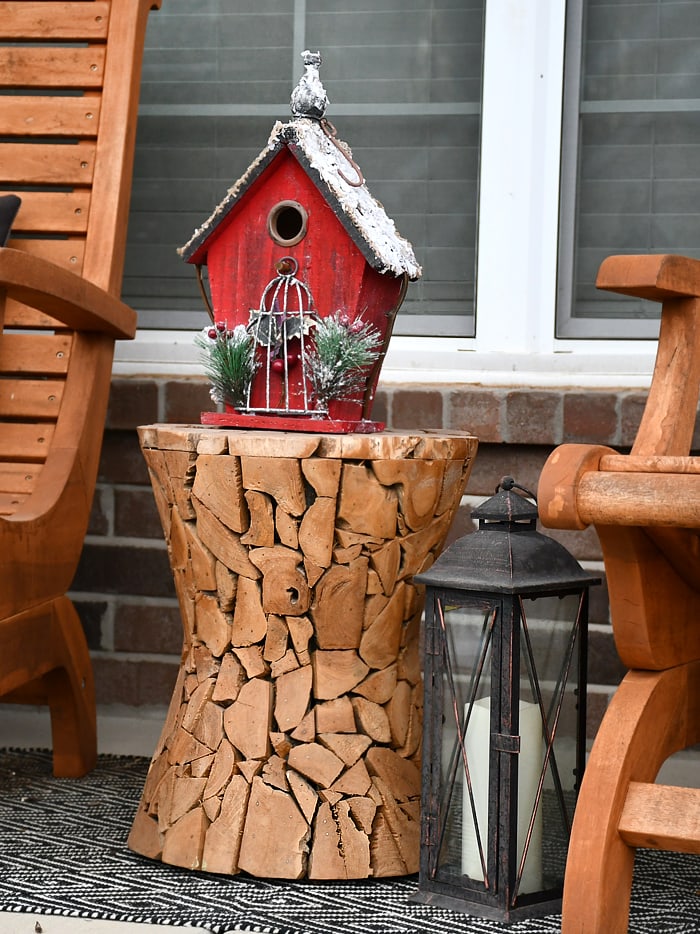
[207,321,227,340]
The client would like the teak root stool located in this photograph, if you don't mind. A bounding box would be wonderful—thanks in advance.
[129,424,477,879]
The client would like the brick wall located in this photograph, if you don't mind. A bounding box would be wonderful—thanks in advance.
[74,375,692,735]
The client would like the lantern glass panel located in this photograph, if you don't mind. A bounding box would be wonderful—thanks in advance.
[431,595,497,889]
[517,592,584,894]
[427,588,586,907]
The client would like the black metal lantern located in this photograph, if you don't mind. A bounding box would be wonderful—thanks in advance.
[412,477,600,922]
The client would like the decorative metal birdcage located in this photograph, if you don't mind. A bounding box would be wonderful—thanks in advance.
[246,257,318,416]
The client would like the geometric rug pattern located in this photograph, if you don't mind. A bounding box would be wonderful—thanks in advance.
[0,749,697,934]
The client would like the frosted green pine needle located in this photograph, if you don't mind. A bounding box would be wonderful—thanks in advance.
[307,312,381,408]
[195,324,258,408]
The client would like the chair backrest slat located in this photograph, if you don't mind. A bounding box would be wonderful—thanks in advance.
[1,423,57,463]
[0,1,111,40]
[0,379,65,420]
[0,464,38,496]
[0,97,101,138]
[0,333,72,375]
[0,143,97,187]
[0,48,106,88]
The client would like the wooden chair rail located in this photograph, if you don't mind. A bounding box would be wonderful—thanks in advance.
[619,782,700,853]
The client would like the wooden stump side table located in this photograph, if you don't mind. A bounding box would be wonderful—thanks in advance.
[128,425,477,879]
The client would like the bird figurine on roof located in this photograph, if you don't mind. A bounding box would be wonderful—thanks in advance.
[290,49,328,120]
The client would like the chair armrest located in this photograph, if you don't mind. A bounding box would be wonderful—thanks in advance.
[597,253,700,301]
[0,247,136,340]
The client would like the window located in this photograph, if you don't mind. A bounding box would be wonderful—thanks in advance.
[558,0,700,339]
[124,0,484,338]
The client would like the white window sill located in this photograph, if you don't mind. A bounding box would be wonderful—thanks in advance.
[113,332,658,391]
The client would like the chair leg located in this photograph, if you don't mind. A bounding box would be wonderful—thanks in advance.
[561,663,698,934]
[0,596,97,777]
[45,596,97,777]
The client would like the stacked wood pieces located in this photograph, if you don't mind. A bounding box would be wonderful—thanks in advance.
[129,425,477,879]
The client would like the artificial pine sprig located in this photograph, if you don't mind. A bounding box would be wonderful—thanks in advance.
[195,322,258,408]
[306,311,381,409]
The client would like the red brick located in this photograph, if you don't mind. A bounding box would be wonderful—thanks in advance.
[74,599,109,651]
[107,378,159,430]
[99,430,150,485]
[73,542,174,598]
[563,392,618,444]
[114,487,164,539]
[620,392,647,448]
[505,390,562,445]
[114,602,182,654]
[92,655,180,706]
[390,388,444,429]
[369,388,388,426]
[164,377,213,424]
[465,444,550,498]
[87,485,110,536]
[448,388,504,443]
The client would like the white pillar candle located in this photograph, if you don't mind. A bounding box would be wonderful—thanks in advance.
[461,696,543,893]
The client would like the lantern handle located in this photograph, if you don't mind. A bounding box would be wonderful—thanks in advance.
[499,475,538,503]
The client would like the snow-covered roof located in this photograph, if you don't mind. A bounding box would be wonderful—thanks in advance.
[178,117,422,281]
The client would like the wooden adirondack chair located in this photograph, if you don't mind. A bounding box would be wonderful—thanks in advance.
[538,254,700,933]
[0,0,161,777]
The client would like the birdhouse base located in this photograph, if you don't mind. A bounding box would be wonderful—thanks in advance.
[201,411,385,434]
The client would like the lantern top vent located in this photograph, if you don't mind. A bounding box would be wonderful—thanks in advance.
[472,476,539,530]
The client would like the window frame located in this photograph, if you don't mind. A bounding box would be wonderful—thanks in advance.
[115,0,660,391]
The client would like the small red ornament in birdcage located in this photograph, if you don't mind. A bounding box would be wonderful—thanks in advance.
[180,50,421,433]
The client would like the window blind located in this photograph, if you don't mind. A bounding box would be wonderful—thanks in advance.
[559,0,700,338]
[122,0,483,337]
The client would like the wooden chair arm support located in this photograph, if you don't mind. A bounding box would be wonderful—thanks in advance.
[538,443,615,530]
[597,253,700,301]
[539,444,700,529]
[0,248,136,339]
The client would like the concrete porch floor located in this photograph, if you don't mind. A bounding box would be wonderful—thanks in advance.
[1,705,698,933]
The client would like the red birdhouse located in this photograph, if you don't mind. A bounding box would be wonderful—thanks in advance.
[179,51,421,433]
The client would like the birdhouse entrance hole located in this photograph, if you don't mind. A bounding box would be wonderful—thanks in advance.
[268,200,308,246]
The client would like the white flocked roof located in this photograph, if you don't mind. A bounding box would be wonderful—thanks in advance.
[179,117,422,281]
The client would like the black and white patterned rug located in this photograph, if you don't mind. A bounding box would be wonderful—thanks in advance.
[0,749,697,933]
